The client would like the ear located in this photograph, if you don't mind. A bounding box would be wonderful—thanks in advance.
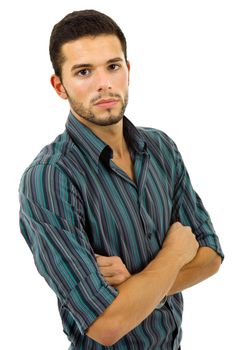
[50,74,68,100]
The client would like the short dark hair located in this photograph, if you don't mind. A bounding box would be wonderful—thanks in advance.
[49,10,127,78]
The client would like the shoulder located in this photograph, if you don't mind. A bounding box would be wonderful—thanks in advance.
[137,126,178,158]
[21,127,86,176]
[25,130,71,169]
[19,130,82,194]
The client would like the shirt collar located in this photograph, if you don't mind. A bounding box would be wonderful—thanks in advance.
[65,111,147,169]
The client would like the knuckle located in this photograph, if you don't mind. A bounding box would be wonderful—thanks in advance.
[116,256,122,263]
[116,266,124,274]
[112,256,119,263]
[173,222,182,228]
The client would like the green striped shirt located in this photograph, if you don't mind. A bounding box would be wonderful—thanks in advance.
[19,112,224,349]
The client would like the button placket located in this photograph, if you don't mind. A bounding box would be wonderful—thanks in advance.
[109,160,137,187]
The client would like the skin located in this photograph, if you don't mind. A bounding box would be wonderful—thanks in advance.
[51,34,222,346]
[96,247,221,296]
[51,34,130,160]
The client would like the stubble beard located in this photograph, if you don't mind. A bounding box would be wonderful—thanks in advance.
[67,92,129,127]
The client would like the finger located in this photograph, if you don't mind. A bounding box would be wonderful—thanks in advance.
[95,255,113,267]
[104,276,119,286]
[98,266,116,277]
[104,275,126,286]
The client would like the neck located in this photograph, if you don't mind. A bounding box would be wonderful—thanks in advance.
[72,112,128,159]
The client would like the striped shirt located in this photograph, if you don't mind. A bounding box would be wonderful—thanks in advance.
[19,112,224,349]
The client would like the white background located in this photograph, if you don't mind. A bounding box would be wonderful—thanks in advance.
[1,0,232,349]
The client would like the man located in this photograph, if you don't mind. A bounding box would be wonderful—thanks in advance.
[19,10,224,349]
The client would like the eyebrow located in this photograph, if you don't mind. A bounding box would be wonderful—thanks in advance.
[71,57,124,72]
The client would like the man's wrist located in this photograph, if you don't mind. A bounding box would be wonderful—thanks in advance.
[157,246,187,271]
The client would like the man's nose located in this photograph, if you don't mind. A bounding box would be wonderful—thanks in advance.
[96,70,112,92]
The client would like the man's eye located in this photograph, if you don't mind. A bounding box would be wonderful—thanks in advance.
[108,64,120,71]
[77,69,91,77]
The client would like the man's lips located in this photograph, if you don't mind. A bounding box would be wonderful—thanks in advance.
[94,99,119,108]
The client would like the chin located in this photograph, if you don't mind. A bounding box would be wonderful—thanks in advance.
[92,114,123,126]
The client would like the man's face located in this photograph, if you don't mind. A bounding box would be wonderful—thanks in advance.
[57,34,130,126]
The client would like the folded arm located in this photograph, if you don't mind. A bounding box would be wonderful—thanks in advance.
[167,246,221,295]
[87,222,199,345]
[19,166,197,346]
[97,246,221,298]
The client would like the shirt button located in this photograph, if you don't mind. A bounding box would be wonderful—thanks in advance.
[148,233,152,239]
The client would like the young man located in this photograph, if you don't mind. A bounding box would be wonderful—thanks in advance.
[19,10,224,349]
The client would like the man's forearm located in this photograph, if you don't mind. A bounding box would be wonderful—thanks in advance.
[87,247,186,346]
[87,222,198,346]
[168,247,222,295]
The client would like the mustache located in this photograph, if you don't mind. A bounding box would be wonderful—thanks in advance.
[90,93,122,104]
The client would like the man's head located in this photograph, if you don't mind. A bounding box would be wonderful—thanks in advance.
[50,10,130,127]
[49,10,127,80]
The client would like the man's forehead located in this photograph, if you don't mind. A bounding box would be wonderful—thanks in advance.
[61,34,124,65]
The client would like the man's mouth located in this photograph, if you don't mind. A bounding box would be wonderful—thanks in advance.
[94,98,119,108]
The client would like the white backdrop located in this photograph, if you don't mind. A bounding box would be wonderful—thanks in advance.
[1,0,232,349]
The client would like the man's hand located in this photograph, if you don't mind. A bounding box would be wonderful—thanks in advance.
[96,222,199,287]
[162,222,199,265]
[95,254,131,286]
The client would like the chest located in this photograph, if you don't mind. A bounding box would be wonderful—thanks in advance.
[112,151,136,183]
[78,154,173,273]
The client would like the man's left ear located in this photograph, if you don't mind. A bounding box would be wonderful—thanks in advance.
[50,74,68,100]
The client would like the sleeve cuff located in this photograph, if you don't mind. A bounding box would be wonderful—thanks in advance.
[196,220,224,261]
[63,272,119,334]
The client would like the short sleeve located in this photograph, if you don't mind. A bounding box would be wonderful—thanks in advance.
[19,164,118,334]
[171,144,224,261]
